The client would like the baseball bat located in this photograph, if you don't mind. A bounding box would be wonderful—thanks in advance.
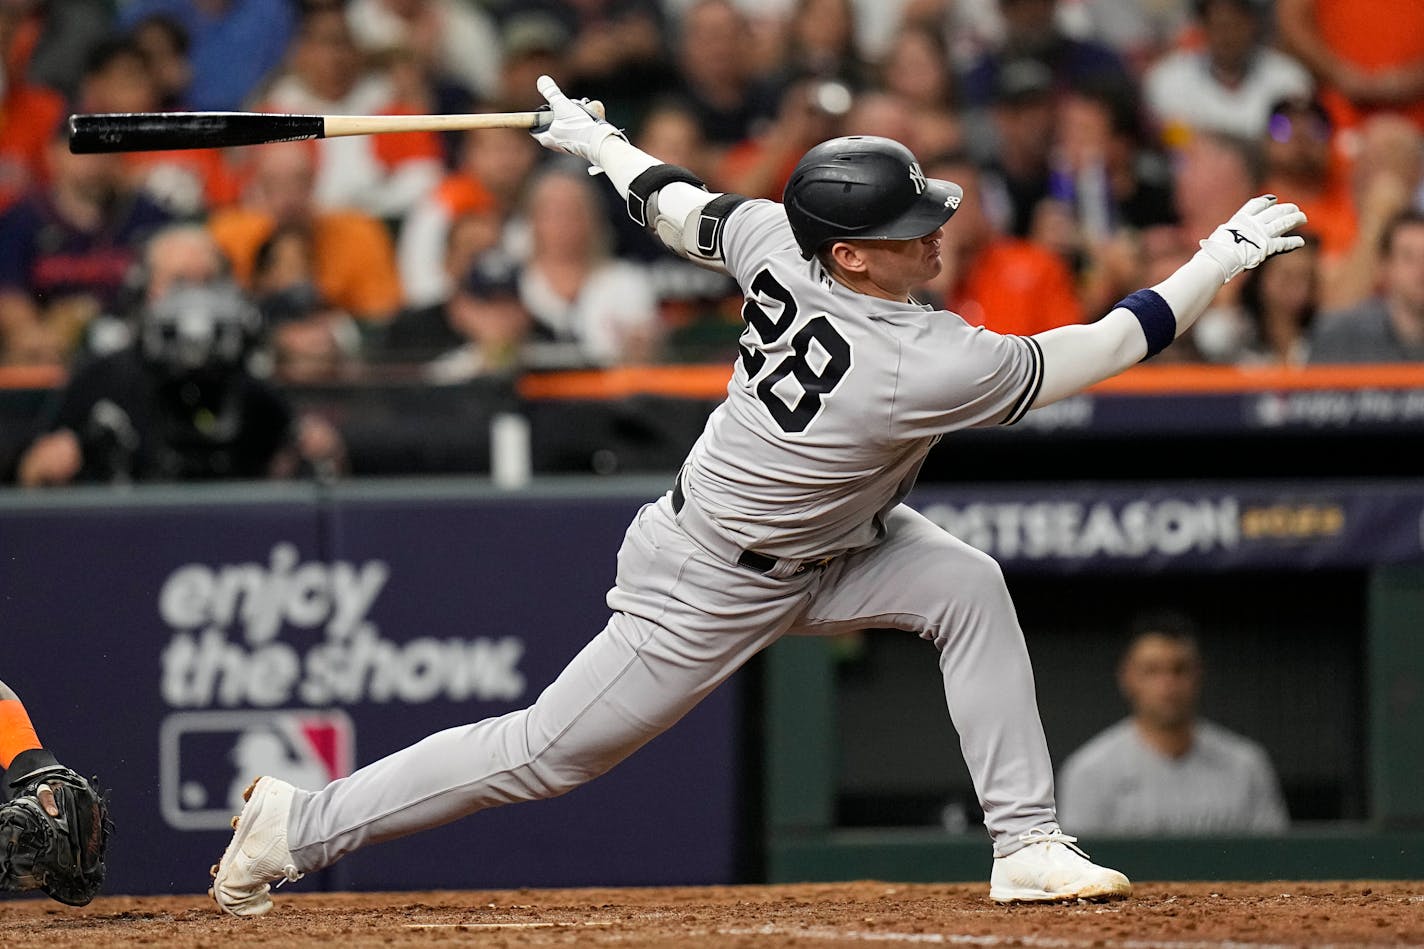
[67,109,557,154]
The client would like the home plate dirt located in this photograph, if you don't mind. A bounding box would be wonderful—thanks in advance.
[2,881,1421,948]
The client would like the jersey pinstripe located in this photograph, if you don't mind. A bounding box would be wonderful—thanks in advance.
[677,200,1044,561]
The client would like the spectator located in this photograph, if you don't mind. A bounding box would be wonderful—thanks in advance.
[673,0,767,150]
[116,0,296,112]
[74,35,160,115]
[1260,97,1355,262]
[917,154,1083,336]
[0,126,172,365]
[1171,131,1263,253]
[75,36,232,218]
[0,5,66,212]
[84,218,235,359]
[128,14,191,109]
[259,3,444,221]
[1066,0,1191,74]
[717,75,850,200]
[764,0,870,92]
[12,227,320,486]
[875,25,963,159]
[962,0,1130,109]
[208,141,403,325]
[1037,79,1177,305]
[345,0,504,104]
[1143,0,1313,144]
[492,13,572,112]
[384,216,511,365]
[880,21,956,113]
[1310,211,1424,363]
[617,99,742,361]
[1195,235,1321,365]
[1056,611,1290,836]
[397,124,538,308]
[516,165,659,366]
[250,226,360,384]
[1168,131,1265,361]
[1237,235,1322,365]
[978,58,1058,239]
[1276,0,1424,132]
[1318,115,1424,312]
[525,0,670,116]
[423,255,534,383]
[7,0,112,101]
[838,90,961,183]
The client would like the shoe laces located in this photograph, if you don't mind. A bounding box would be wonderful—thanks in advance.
[274,865,304,888]
[1017,827,1090,859]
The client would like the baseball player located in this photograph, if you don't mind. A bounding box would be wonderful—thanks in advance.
[211,76,1305,915]
[0,678,111,905]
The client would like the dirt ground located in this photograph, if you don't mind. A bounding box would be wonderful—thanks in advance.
[2,881,1422,948]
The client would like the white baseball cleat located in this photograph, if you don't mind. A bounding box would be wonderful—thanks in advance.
[989,828,1132,903]
[209,776,304,917]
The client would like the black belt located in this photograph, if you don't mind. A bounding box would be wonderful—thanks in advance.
[671,475,816,575]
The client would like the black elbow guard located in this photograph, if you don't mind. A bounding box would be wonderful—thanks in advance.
[626,164,707,228]
[692,192,751,260]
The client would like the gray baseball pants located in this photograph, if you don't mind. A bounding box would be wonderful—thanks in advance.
[286,494,1057,871]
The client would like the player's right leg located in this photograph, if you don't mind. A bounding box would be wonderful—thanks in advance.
[788,504,1130,903]
[211,497,810,916]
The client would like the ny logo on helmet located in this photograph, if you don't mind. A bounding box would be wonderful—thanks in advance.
[908,162,926,195]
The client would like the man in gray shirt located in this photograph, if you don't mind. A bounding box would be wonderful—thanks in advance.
[1310,210,1424,363]
[1057,613,1288,835]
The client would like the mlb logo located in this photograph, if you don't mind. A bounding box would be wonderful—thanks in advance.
[160,709,354,830]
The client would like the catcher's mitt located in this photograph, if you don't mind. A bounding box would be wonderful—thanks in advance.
[1,752,111,906]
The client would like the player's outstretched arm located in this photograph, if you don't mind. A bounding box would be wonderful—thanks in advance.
[530,75,743,270]
[1028,196,1307,409]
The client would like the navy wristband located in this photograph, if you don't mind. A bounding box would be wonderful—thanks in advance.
[1115,288,1176,360]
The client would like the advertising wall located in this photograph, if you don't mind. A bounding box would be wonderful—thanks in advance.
[0,483,742,895]
[4,476,1422,894]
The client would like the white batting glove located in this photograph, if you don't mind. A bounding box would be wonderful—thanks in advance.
[1197,195,1308,282]
[530,75,625,171]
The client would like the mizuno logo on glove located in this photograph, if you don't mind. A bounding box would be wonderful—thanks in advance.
[1227,229,1260,248]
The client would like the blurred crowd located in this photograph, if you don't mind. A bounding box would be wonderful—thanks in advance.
[1,0,1423,425]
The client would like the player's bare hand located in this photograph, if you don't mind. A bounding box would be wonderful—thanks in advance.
[530,75,624,168]
[35,784,59,818]
[1196,195,1307,282]
[17,429,82,488]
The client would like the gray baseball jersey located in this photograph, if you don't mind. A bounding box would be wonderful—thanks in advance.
[685,200,1043,561]
[1057,719,1289,835]
[282,199,1062,874]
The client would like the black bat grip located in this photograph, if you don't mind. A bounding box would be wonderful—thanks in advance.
[68,112,326,153]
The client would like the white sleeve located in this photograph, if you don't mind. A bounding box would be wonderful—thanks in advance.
[590,135,750,268]
[1030,252,1227,409]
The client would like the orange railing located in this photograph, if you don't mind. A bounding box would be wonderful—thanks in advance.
[6,362,1424,401]
[518,363,1424,401]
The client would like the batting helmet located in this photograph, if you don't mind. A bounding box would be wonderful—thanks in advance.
[783,136,963,259]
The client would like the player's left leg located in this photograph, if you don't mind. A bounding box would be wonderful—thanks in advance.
[213,496,812,915]
[787,504,1129,902]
